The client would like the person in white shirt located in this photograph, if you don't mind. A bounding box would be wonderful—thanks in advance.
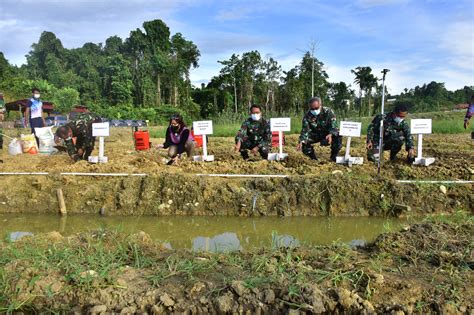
[24,87,46,145]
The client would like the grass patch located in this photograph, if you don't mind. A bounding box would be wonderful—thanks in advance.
[0,220,472,312]
[147,111,467,138]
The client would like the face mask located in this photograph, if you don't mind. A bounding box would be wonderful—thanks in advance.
[171,125,179,132]
[251,113,261,121]
[64,137,72,141]
[33,93,40,99]
[310,109,321,116]
[394,117,404,124]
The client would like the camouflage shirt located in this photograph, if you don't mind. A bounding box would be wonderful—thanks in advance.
[64,112,101,157]
[299,107,338,143]
[367,112,414,149]
[235,117,271,148]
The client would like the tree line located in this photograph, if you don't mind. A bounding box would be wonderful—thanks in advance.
[0,19,472,123]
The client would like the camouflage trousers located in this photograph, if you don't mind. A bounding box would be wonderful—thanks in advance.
[239,140,270,160]
[367,138,404,161]
[302,134,342,161]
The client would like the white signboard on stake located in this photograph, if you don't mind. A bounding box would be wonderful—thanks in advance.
[92,122,110,137]
[193,120,214,162]
[336,121,363,166]
[89,122,109,164]
[411,119,435,166]
[193,120,213,135]
[270,118,291,132]
[339,121,362,137]
[410,119,432,134]
[268,118,290,161]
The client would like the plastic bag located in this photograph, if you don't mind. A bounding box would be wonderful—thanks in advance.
[21,134,38,154]
[34,126,57,154]
[8,138,23,155]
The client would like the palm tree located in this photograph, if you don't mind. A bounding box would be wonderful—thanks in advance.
[365,72,378,116]
[351,66,377,116]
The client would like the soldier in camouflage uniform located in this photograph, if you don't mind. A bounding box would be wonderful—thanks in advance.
[366,103,415,162]
[297,97,342,161]
[0,93,4,152]
[55,112,102,162]
[235,104,271,160]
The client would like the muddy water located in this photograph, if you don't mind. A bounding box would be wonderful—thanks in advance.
[0,214,412,251]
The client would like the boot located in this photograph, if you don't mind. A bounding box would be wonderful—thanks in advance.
[330,151,338,162]
[389,151,398,161]
[308,151,318,160]
[240,150,250,160]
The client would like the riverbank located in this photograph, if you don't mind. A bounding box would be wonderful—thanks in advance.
[0,130,472,216]
[1,218,472,313]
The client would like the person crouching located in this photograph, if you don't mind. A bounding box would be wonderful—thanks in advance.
[157,114,195,165]
[55,112,102,162]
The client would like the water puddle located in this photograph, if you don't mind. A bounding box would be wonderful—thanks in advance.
[0,213,412,251]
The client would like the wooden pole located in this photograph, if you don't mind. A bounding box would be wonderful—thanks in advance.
[56,188,67,216]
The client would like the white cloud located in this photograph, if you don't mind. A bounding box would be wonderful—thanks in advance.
[215,6,260,22]
[0,19,18,29]
[438,20,474,72]
[0,0,199,65]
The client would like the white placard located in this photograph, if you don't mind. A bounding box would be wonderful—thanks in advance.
[410,119,432,134]
[92,122,110,137]
[193,120,213,135]
[270,118,291,132]
[339,121,362,137]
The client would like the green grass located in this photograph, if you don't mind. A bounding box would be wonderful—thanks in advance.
[1,219,472,312]
[147,111,467,138]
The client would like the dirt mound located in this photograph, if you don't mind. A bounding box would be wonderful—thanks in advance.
[0,129,472,216]
[373,221,473,267]
[1,129,473,180]
[1,221,472,313]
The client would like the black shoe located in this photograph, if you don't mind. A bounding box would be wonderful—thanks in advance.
[240,151,250,160]
[167,159,175,165]
[308,152,318,160]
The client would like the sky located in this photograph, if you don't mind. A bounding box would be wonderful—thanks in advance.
[0,0,473,94]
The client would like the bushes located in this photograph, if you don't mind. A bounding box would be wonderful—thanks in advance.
[87,103,200,125]
[3,78,80,113]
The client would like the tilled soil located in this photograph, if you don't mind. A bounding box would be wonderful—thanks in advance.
[0,129,472,216]
[0,220,472,313]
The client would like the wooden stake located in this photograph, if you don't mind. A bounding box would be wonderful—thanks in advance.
[56,188,67,216]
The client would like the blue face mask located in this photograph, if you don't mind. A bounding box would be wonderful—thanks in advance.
[310,109,321,116]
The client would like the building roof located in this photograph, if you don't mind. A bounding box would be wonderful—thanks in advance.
[5,99,54,113]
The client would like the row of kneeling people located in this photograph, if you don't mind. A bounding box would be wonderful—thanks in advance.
[51,97,417,164]
[155,98,415,165]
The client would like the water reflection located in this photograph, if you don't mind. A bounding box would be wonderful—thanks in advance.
[193,232,241,252]
[0,214,410,251]
[271,234,300,248]
[9,231,34,241]
[349,239,367,249]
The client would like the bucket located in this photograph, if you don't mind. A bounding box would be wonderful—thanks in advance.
[8,138,23,155]
[192,130,203,148]
[134,130,150,151]
[271,131,284,147]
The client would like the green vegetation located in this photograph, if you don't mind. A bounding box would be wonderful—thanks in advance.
[148,111,467,139]
[0,218,472,312]
[0,19,472,123]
